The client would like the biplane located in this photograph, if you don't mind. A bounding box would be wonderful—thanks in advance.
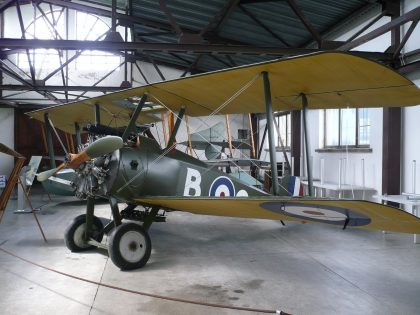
[28,51,420,270]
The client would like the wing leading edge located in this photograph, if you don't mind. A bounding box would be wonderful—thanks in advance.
[135,197,420,234]
[27,52,420,134]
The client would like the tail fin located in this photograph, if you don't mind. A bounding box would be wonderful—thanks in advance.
[279,175,304,196]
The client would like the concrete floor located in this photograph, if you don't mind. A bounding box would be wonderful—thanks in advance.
[1,189,420,315]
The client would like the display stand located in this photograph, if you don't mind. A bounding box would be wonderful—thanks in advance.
[0,144,47,242]
[14,156,46,213]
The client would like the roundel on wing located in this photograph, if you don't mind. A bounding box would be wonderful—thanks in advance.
[260,202,371,226]
[209,176,235,197]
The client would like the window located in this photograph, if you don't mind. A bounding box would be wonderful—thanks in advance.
[237,129,250,140]
[16,10,126,75]
[322,108,370,148]
[75,12,122,71]
[275,112,291,149]
[18,49,61,70]
[17,10,65,71]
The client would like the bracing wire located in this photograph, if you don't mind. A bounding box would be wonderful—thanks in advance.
[116,73,272,193]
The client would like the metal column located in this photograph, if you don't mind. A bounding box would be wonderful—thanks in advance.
[301,93,312,196]
[262,71,279,196]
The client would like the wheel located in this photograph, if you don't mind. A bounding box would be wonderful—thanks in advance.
[64,214,104,252]
[108,223,151,270]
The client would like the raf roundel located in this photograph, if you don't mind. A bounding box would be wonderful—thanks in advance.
[209,176,235,197]
[260,201,371,227]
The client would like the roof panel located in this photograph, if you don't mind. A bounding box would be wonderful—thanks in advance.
[50,0,376,71]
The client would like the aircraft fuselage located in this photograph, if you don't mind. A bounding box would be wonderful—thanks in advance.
[106,136,266,202]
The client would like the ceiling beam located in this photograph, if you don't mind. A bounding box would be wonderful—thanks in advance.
[285,0,322,47]
[0,62,60,102]
[303,2,379,48]
[181,54,203,77]
[0,38,392,60]
[398,60,420,74]
[200,0,240,36]
[0,101,59,109]
[0,101,18,108]
[226,54,237,67]
[158,0,183,36]
[240,0,282,4]
[208,54,232,68]
[344,10,387,44]
[239,4,291,47]
[393,20,418,59]
[39,0,246,46]
[0,0,16,13]
[0,85,123,92]
[131,53,188,71]
[338,5,420,51]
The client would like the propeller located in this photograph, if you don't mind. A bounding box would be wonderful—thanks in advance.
[37,136,123,182]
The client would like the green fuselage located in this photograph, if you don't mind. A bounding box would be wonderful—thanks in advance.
[107,136,267,202]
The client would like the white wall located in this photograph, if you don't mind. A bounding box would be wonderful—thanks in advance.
[401,0,420,196]
[310,108,383,195]
[268,0,420,199]
[402,73,420,194]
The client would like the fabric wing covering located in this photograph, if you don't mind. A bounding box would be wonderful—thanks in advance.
[27,51,420,133]
[136,197,420,234]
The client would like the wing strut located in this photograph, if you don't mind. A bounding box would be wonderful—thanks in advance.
[122,94,148,142]
[74,122,81,148]
[262,71,280,196]
[95,103,101,125]
[167,107,185,148]
[43,113,56,169]
[301,93,313,196]
[273,116,291,175]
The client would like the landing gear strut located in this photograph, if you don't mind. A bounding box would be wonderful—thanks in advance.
[64,197,161,270]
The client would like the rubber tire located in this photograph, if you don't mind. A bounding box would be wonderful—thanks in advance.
[108,223,151,270]
[64,214,104,252]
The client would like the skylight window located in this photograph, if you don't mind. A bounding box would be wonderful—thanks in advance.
[17,10,65,71]
[75,12,123,72]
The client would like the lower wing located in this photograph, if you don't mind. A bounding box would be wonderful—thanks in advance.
[135,196,420,234]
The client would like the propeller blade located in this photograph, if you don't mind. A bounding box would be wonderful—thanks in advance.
[37,163,65,182]
[85,136,123,158]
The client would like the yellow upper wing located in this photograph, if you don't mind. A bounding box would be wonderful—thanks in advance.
[27,52,420,133]
[136,196,420,234]
[28,101,163,135]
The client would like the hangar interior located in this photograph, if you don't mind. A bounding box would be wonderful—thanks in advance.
[1,0,420,314]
